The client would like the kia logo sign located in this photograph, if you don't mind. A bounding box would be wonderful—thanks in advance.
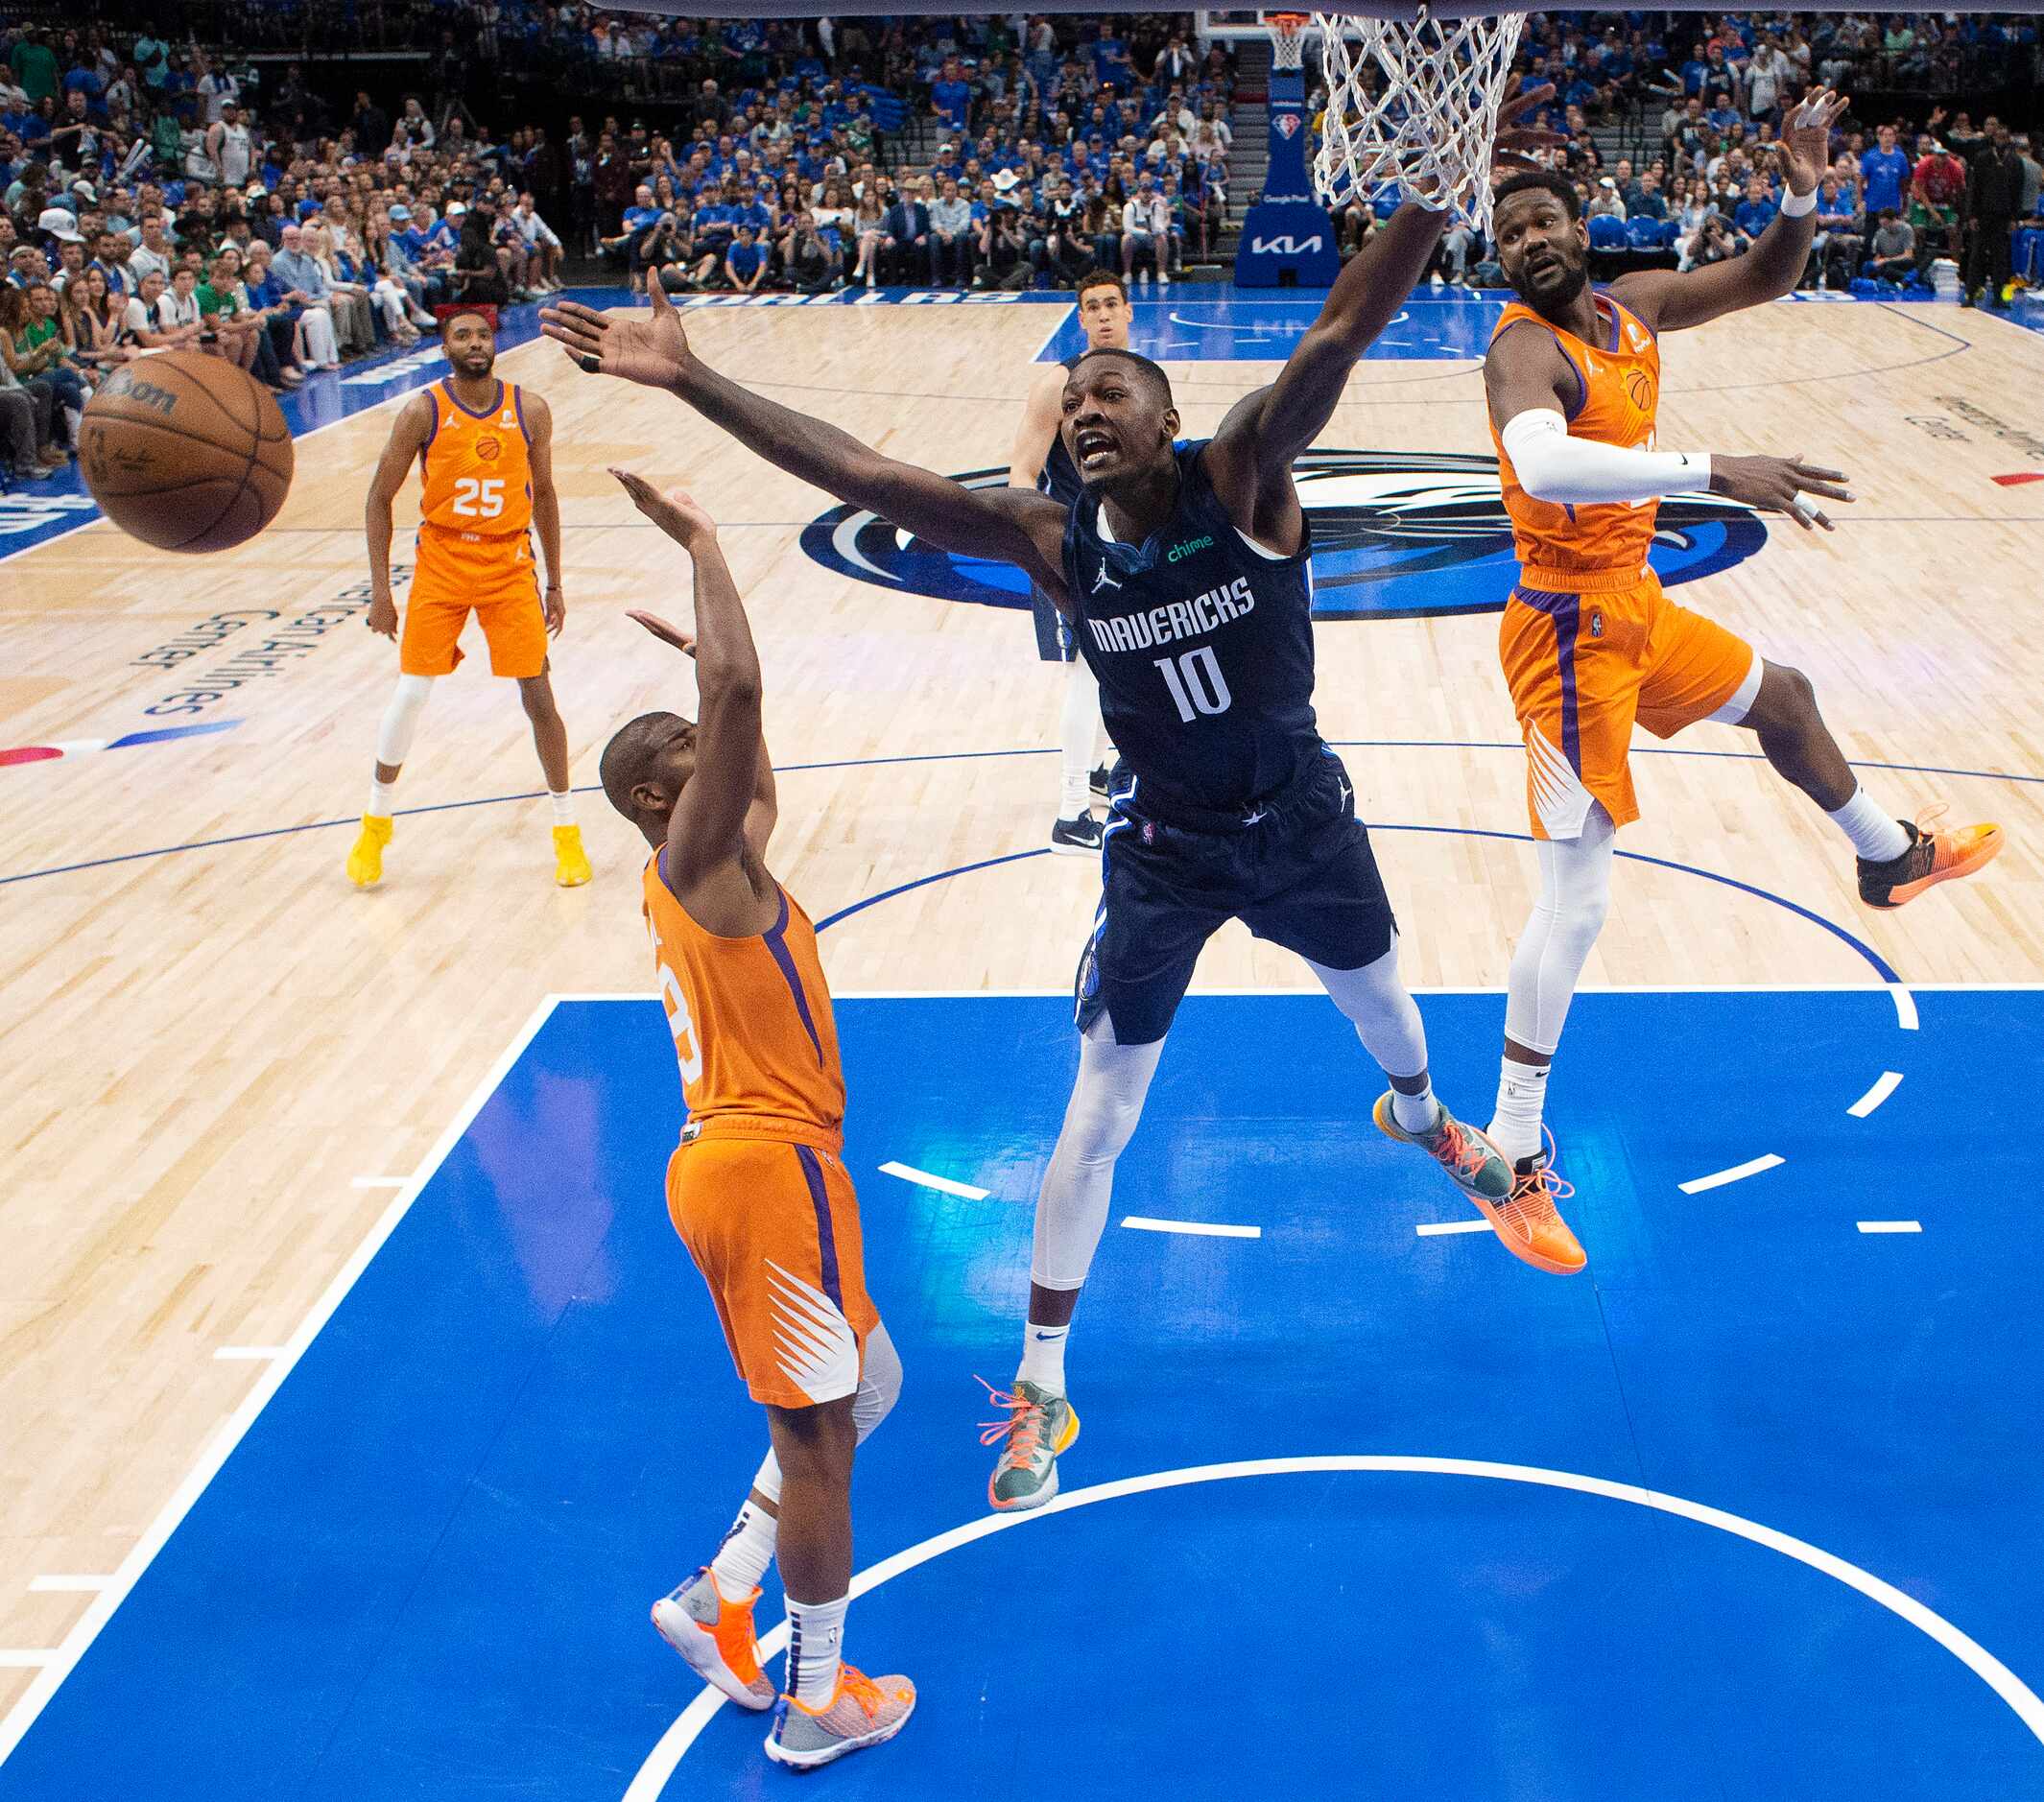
[1249,234,1323,255]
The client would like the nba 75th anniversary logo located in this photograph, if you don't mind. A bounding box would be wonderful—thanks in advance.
[798,449,1769,621]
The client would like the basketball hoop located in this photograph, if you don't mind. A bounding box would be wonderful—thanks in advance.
[1267,12,1309,72]
[1310,5,1528,238]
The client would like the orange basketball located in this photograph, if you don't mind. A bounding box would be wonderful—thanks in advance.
[78,352,295,554]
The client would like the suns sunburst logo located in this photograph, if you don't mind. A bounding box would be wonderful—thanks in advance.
[798,449,1769,621]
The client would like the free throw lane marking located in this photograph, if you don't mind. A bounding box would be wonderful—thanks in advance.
[1416,1220,1493,1237]
[623,1454,2044,1797]
[878,1161,991,1201]
[1121,1216,1262,1239]
[1858,1220,1923,1234]
[1890,984,1919,1031]
[1848,1071,1905,1117]
[1678,1153,1785,1195]
[0,1655,53,1671]
[26,1577,111,1595]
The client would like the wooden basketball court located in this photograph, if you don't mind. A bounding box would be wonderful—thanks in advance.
[2,290,2040,1727]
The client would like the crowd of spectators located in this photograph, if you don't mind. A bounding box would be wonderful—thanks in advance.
[592,18,1235,295]
[1314,12,2042,302]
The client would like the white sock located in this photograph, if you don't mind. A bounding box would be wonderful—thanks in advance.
[1390,1081,1438,1134]
[785,1593,847,1707]
[1017,1321,1069,1394]
[709,1499,777,1598]
[549,790,577,827]
[1058,658,1100,819]
[368,777,397,818]
[1825,785,1910,864]
[1488,1059,1551,1164]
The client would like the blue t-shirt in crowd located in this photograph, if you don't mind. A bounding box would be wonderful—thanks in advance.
[1734,194,1777,237]
[1860,145,1912,214]
[726,240,765,281]
[931,78,971,129]
[622,204,661,234]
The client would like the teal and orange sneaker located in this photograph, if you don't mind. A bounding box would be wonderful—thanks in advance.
[979,1377,1080,1513]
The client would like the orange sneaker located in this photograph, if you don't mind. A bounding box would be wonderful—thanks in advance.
[651,1568,774,1710]
[1858,805,2003,909]
[1484,1139,1587,1276]
[766,1665,916,1769]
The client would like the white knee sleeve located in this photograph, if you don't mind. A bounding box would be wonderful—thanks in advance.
[1030,1018,1163,1291]
[853,1321,901,1444]
[375,674,434,767]
[1504,805,1616,1055]
[1309,937,1428,1081]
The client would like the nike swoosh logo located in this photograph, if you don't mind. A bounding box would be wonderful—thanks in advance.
[1033,1330,1064,1340]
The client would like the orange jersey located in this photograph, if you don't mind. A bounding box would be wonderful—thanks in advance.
[417,378,535,536]
[1489,293,1663,591]
[642,849,846,1150]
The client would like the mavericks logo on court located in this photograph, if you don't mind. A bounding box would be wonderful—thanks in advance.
[797,450,1770,621]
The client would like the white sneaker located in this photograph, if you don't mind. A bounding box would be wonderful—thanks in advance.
[1158,272,1171,289]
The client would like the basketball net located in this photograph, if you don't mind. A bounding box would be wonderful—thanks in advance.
[1308,5,1528,238]
[1267,12,1308,72]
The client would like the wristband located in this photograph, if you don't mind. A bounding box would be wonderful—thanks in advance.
[1779,187,1817,218]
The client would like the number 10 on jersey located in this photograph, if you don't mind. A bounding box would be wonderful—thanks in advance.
[1154,647,1232,723]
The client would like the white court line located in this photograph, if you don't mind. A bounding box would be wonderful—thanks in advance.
[25,1577,111,1595]
[1859,1220,1923,1234]
[1890,984,1919,1031]
[1848,1072,1906,1118]
[210,1346,286,1362]
[878,1161,990,1201]
[349,1176,408,1190]
[1415,1220,1492,1237]
[1121,1216,1262,1240]
[1026,301,1077,361]
[0,1655,53,1672]
[1678,1153,1785,1195]
[0,995,564,1771]
[621,1454,2044,1798]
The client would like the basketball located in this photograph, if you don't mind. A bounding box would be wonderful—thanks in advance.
[77,352,295,554]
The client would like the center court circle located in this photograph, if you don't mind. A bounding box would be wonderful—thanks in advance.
[625,1455,2044,1797]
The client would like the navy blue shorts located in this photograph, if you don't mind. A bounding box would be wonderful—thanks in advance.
[1074,748,1397,1045]
[1031,583,1077,662]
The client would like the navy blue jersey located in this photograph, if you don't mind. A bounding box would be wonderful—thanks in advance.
[1038,355,1085,508]
[1062,439,1319,820]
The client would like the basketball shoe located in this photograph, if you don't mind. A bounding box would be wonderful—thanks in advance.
[1089,763,1111,799]
[765,1666,916,1770]
[980,1377,1080,1511]
[1050,815,1104,855]
[1372,1094,1513,1205]
[553,824,593,887]
[1857,806,2002,909]
[345,815,392,889]
[652,1568,775,1710]
[1488,1139,1587,1276]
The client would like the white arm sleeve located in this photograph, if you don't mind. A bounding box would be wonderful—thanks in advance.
[1501,409,1712,506]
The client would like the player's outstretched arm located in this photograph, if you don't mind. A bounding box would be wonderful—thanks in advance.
[1207,86,1562,519]
[613,469,775,930]
[1485,319,1853,530]
[542,283,1069,598]
[1610,88,1848,332]
[363,391,435,640]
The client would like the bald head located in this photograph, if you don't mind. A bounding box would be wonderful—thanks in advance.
[601,710,687,835]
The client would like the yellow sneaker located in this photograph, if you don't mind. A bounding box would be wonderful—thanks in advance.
[346,815,393,889]
[553,823,593,887]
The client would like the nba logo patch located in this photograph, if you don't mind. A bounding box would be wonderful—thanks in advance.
[1142,820,1156,844]
[1274,113,1300,140]
[1590,609,1604,638]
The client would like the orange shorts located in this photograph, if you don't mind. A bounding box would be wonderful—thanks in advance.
[666,1129,881,1411]
[400,523,546,678]
[1499,570,1755,840]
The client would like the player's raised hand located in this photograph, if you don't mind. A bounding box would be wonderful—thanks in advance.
[1709,451,1854,531]
[541,278,691,389]
[1777,87,1849,195]
[1492,83,1567,174]
[611,465,717,547]
[626,610,698,658]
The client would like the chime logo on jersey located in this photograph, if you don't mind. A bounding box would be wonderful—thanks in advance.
[797,449,1770,621]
